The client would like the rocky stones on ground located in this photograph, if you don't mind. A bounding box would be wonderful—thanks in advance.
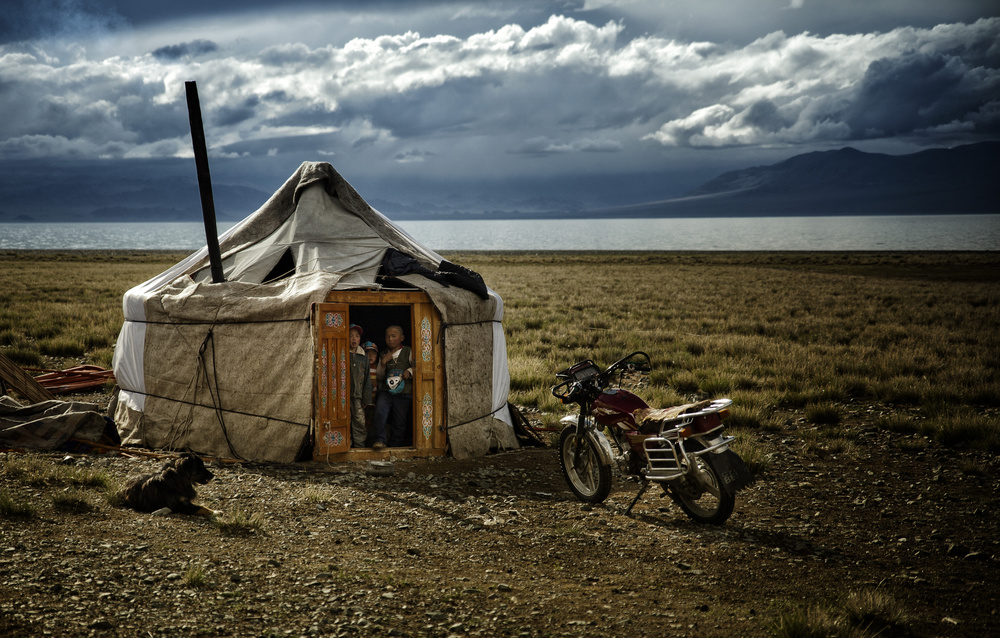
[0,417,997,637]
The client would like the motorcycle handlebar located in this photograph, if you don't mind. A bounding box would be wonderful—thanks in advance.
[552,379,574,399]
[551,379,575,403]
[600,350,651,381]
[553,351,652,403]
[553,377,610,405]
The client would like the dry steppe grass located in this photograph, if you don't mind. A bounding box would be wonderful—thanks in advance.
[1,250,998,451]
[452,251,1000,450]
[0,251,174,369]
[1,250,998,637]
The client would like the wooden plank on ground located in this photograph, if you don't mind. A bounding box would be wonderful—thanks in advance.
[0,352,56,404]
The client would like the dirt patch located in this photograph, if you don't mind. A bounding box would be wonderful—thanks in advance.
[1,401,997,637]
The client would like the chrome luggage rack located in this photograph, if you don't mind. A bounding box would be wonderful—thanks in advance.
[641,399,733,482]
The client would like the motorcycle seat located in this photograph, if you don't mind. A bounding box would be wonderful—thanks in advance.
[634,399,715,433]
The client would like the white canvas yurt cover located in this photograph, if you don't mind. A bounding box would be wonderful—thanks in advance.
[112,161,518,462]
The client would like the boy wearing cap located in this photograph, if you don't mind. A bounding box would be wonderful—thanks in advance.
[348,324,372,447]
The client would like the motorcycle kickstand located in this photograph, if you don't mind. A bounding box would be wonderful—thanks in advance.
[625,479,651,516]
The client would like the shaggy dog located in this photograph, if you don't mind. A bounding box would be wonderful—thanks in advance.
[122,452,217,516]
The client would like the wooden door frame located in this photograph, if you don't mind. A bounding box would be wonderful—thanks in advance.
[312,302,351,459]
[312,290,446,461]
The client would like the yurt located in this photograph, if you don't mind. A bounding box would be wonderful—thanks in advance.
[112,161,519,463]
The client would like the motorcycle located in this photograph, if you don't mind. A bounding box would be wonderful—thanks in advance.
[551,351,754,524]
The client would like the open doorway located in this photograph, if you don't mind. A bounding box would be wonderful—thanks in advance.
[312,291,446,461]
[349,304,413,449]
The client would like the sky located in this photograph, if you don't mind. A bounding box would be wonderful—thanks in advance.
[0,0,998,218]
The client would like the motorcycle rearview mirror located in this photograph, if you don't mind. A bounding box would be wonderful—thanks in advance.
[633,352,652,372]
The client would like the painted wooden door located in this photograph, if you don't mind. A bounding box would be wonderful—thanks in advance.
[314,303,351,456]
[410,300,446,450]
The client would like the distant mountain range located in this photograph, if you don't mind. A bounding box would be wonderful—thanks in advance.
[583,140,999,219]
[0,141,996,222]
[0,169,273,223]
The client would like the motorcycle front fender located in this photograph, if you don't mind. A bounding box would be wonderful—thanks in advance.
[560,413,579,427]
[563,416,614,467]
[578,422,615,468]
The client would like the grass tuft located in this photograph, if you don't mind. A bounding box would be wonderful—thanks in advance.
[2,455,114,489]
[805,403,841,426]
[39,336,86,358]
[685,342,705,357]
[841,589,913,637]
[875,414,918,434]
[0,491,36,519]
[183,564,209,588]
[2,455,53,485]
[771,603,855,638]
[212,507,265,536]
[51,489,96,513]
[771,588,913,638]
[802,427,856,457]
[728,429,772,475]
[669,371,700,395]
[920,408,999,452]
[303,487,330,504]
[2,346,43,367]
[726,403,781,431]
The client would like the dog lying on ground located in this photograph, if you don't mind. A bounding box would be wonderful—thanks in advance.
[121,452,218,517]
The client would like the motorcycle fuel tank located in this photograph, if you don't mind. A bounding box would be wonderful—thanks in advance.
[592,389,648,430]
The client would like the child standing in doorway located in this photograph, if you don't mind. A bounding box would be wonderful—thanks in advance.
[348,324,372,448]
[367,325,413,449]
[363,340,379,430]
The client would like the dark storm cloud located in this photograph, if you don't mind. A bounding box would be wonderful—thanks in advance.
[67,0,475,30]
[843,31,1000,139]
[0,0,126,44]
[848,53,970,138]
[333,79,488,139]
[737,100,791,134]
[213,96,262,127]
[151,39,219,61]
[643,19,1000,148]
[0,59,187,159]
[0,3,998,178]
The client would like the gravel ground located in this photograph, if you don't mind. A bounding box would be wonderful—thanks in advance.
[1,402,998,638]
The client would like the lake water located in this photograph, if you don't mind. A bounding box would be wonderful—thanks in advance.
[1,215,997,251]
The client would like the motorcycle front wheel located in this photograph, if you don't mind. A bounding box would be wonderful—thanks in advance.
[666,440,735,525]
[559,426,612,504]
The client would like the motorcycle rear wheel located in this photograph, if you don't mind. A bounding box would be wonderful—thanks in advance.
[559,427,612,503]
[666,440,735,525]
